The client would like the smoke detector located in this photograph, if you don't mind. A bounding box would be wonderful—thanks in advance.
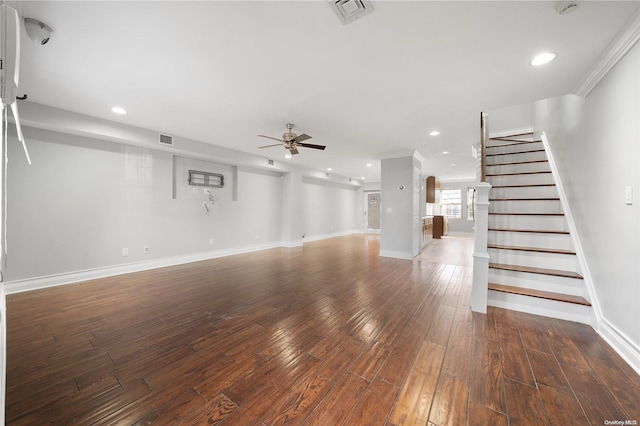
[555,1,581,15]
[24,17,53,45]
[328,0,373,25]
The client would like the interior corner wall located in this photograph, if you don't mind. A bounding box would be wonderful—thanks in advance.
[4,126,284,285]
[532,42,640,365]
[380,156,414,259]
[301,177,358,239]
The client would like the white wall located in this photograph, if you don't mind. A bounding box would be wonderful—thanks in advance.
[5,127,284,284]
[380,155,421,259]
[301,177,359,239]
[532,44,640,369]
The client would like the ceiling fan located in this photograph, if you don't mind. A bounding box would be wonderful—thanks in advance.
[258,123,326,155]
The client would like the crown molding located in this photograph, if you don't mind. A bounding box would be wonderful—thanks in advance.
[573,9,640,97]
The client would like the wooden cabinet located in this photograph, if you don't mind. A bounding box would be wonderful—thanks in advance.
[426,176,441,203]
[433,215,448,239]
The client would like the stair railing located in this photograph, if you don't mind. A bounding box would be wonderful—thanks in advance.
[480,111,488,182]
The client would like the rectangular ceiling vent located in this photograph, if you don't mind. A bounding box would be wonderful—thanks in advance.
[267,159,275,166]
[328,0,373,25]
[158,133,174,147]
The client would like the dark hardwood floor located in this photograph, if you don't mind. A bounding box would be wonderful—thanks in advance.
[6,234,640,425]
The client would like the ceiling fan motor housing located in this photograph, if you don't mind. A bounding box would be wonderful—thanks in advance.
[283,131,297,142]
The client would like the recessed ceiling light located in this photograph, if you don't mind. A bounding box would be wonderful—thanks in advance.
[361,176,365,180]
[450,163,456,167]
[111,106,127,115]
[530,52,556,66]
[327,167,332,171]
[366,163,372,167]
[442,151,450,155]
[285,154,292,159]
[430,131,440,136]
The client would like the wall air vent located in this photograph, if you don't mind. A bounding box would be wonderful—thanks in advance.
[328,0,373,25]
[158,133,174,146]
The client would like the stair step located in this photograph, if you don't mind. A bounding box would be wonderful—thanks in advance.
[486,171,552,177]
[487,149,545,157]
[487,159,549,167]
[490,197,560,201]
[490,212,564,216]
[488,283,591,306]
[488,244,576,255]
[491,183,555,188]
[489,228,569,234]
[489,263,583,279]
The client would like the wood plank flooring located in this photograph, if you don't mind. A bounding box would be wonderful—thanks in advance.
[5,234,640,425]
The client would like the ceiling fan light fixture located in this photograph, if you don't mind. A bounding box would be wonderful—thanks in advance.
[530,52,557,66]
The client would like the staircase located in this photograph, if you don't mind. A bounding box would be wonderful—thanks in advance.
[483,132,591,323]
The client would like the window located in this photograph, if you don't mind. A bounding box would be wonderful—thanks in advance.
[441,188,462,219]
[467,188,475,221]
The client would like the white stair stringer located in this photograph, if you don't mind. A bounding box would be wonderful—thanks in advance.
[484,133,592,324]
[488,290,592,324]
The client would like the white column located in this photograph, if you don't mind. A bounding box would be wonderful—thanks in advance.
[281,171,304,247]
[471,182,491,313]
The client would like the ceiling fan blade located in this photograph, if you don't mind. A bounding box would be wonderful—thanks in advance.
[293,133,312,143]
[257,134,285,143]
[290,147,299,155]
[298,142,326,150]
[258,143,283,148]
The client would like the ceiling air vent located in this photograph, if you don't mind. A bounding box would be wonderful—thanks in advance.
[328,0,373,25]
[158,133,174,147]
[267,159,275,166]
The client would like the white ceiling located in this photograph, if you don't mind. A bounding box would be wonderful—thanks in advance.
[14,1,639,182]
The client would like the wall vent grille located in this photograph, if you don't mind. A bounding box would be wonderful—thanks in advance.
[158,133,174,146]
[328,0,373,25]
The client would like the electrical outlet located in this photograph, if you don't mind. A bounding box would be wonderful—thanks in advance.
[625,186,633,205]
[143,246,150,254]
[209,238,214,245]
[192,187,197,193]
[122,248,129,257]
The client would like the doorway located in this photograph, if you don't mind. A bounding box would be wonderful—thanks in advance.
[364,191,381,231]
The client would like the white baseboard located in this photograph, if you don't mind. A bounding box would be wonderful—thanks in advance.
[4,242,283,295]
[598,318,640,376]
[301,229,359,243]
[4,231,362,294]
[445,232,474,237]
[379,249,414,260]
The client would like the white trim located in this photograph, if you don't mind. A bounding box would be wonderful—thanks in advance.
[302,229,359,243]
[0,284,6,426]
[599,318,640,376]
[540,132,601,328]
[488,126,534,140]
[379,249,414,260]
[573,9,640,97]
[4,242,282,295]
[446,232,474,237]
[4,231,363,294]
